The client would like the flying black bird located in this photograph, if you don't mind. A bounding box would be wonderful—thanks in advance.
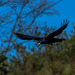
[15,20,69,46]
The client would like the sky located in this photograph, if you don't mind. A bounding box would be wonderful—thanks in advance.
[0,0,75,57]
[36,0,75,34]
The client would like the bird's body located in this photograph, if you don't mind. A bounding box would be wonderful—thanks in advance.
[15,20,69,46]
[38,37,65,46]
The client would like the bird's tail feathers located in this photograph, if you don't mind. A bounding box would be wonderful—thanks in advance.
[55,38,66,42]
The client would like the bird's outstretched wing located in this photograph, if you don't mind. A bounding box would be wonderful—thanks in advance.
[46,19,69,39]
[15,33,43,40]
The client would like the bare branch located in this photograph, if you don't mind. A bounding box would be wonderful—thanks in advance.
[0,0,62,54]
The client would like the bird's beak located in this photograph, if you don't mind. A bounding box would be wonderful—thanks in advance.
[37,43,41,46]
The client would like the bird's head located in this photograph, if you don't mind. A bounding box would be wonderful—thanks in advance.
[37,38,46,46]
[37,43,41,46]
[37,40,42,46]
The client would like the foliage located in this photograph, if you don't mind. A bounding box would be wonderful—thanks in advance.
[0,53,8,75]
[7,25,75,75]
[0,0,75,75]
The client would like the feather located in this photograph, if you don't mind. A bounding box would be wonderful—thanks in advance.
[46,19,69,39]
[15,33,43,40]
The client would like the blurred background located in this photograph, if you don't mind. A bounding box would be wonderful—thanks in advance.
[0,0,75,75]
